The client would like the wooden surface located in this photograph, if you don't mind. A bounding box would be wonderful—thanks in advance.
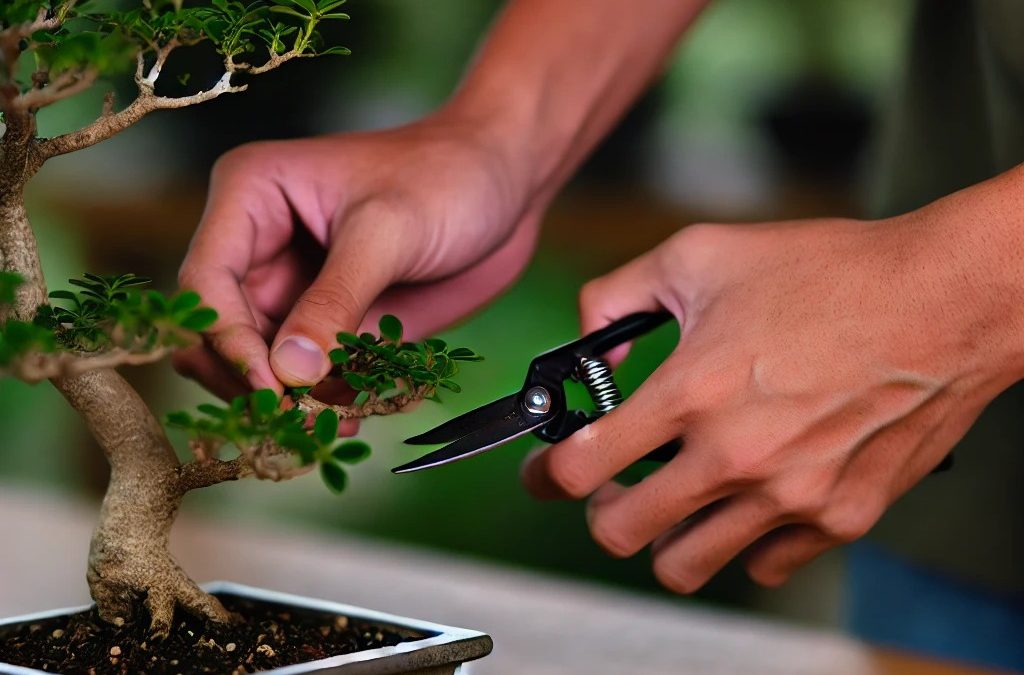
[0,486,1004,675]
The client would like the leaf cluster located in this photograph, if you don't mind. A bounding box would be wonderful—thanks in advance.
[330,314,483,407]
[0,272,57,366]
[36,273,217,352]
[3,0,351,95]
[167,389,369,493]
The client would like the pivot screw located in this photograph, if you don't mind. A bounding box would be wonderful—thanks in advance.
[524,386,551,414]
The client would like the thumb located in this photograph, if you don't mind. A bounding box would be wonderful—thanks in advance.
[579,249,674,366]
[270,217,400,386]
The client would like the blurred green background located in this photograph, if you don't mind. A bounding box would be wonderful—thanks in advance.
[1,0,915,630]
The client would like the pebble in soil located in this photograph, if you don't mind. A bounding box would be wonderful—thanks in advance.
[0,593,421,674]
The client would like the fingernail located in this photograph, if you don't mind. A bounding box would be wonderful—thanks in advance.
[271,336,327,385]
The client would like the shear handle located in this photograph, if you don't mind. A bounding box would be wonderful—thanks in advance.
[574,311,674,359]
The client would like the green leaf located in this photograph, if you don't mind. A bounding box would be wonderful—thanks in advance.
[48,290,79,303]
[277,430,318,462]
[288,385,312,397]
[378,314,402,343]
[179,307,218,331]
[313,409,339,444]
[425,338,447,353]
[320,460,348,494]
[171,291,201,313]
[332,439,370,464]
[342,371,367,390]
[336,331,361,347]
[197,403,227,418]
[353,390,370,407]
[448,347,484,362]
[165,411,194,427]
[439,380,462,393]
[328,348,350,365]
[267,5,308,20]
[249,388,279,419]
[0,271,23,305]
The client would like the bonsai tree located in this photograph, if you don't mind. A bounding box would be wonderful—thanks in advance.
[0,0,480,639]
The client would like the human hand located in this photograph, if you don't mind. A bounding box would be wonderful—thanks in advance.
[175,112,541,399]
[522,196,1024,592]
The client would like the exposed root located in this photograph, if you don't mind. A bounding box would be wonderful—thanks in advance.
[90,555,233,640]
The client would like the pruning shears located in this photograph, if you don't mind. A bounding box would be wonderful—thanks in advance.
[392,312,678,474]
[392,310,954,476]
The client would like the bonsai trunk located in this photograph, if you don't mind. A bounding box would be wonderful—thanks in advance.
[0,186,231,636]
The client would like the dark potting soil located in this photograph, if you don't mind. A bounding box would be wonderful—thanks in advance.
[0,592,423,674]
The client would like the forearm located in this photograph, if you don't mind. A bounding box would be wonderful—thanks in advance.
[442,0,708,202]
[910,162,1024,384]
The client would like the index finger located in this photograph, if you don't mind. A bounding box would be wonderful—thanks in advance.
[520,353,687,500]
[179,163,286,393]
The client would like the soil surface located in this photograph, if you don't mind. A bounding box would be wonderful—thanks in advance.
[0,592,422,674]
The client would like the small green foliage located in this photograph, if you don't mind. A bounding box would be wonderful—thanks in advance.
[328,315,483,402]
[1,0,351,99]
[168,391,370,493]
[0,272,24,306]
[37,273,217,352]
[319,460,347,494]
[332,439,370,464]
[0,272,57,366]
[166,315,481,495]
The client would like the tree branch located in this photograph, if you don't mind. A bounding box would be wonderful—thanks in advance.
[2,345,174,384]
[177,456,251,492]
[297,387,430,420]
[35,43,313,160]
[13,68,99,111]
[176,440,313,492]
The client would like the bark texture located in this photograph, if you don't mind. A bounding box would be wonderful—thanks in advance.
[0,197,46,321]
[0,187,231,635]
[54,370,233,637]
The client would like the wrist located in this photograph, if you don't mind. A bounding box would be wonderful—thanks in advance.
[911,167,1024,384]
[433,85,557,208]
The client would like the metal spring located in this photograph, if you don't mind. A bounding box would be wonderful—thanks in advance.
[578,356,623,415]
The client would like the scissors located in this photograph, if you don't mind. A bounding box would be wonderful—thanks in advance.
[392,310,955,475]
[392,311,678,474]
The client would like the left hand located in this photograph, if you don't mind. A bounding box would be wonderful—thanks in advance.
[521,197,1024,592]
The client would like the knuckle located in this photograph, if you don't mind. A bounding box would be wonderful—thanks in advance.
[587,512,637,559]
[347,195,417,232]
[652,559,701,595]
[669,222,721,253]
[578,279,605,311]
[763,479,829,518]
[296,283,361,328]
[746,560,788,588]
[212,142,271,177]
[712,446,766,486]
[545,450,595,500]
[816,502,877,543]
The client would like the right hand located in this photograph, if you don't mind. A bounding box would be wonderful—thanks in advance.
[175,113,541,400]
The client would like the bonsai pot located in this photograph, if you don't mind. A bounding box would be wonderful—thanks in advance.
[0,581,492,674]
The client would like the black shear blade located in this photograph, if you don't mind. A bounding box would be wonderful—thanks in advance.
[392,407,547,474]
[404,393,519,445]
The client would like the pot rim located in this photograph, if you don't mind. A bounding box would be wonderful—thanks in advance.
[0,580,492,674]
